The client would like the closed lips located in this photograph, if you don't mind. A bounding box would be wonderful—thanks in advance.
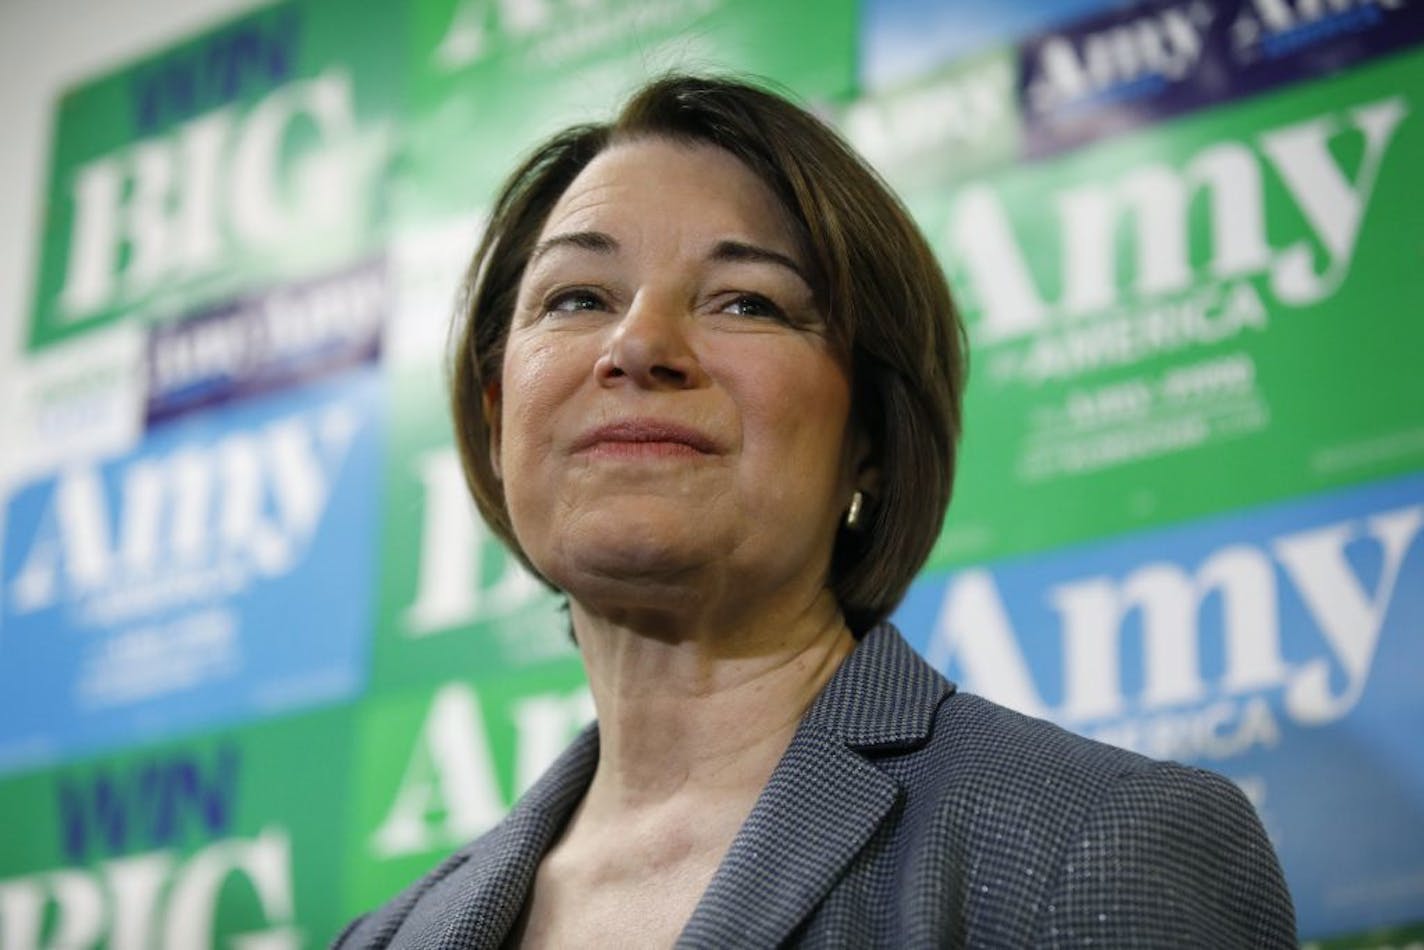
[573,421,721,454]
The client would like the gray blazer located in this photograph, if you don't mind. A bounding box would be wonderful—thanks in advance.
[335,625,1296,948]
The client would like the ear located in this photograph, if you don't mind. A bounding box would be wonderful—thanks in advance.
[844,419,882,509]
[483,380,503,482]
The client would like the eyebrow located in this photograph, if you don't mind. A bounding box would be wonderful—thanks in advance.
[529,230,618,265]
[710,240,809,285]
[528,232,809,285]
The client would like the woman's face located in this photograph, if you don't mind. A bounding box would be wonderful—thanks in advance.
[493,137,864,619]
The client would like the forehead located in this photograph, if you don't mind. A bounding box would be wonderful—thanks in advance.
[539,137,801,253]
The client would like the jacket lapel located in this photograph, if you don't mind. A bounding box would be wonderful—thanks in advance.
[677,625,953,948]
[417,626,948,949]
[429,726,600,950]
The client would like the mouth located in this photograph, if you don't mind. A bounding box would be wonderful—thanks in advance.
[572,419,722,458]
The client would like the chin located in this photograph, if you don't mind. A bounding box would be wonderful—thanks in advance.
[539,525,718,603]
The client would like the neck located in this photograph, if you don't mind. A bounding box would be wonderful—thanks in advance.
[569,588,856,820]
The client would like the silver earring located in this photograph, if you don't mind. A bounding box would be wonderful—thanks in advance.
[845,490,865,531]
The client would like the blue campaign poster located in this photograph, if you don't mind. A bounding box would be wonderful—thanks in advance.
[1017,0,1424,158]
[860,0,1120,89]
[892,472,1424,937]
[0,368,383,775]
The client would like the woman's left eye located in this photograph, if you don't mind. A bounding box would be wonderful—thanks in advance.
[721,294,785,320]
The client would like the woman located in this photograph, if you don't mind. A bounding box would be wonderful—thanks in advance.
[337,75,1295,948]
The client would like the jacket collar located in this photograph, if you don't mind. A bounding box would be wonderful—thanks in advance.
[429,624,952,949]
[679,623,954,947]
[801,622,956,752]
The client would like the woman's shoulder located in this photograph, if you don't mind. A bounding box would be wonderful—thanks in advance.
[857,624,1228,799]
[884,685,1295,944]
[918,687,1269,828]
[931,688,1165,781]
[903,672,1259,828]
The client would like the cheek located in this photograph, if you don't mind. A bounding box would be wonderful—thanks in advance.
[734,350,854,497]
[502,334,569,404]
[499,335,584,462]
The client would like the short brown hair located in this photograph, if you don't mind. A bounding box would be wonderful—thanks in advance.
[450,74,966,634]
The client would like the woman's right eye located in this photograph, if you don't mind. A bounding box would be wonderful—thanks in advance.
[545,289,606,315]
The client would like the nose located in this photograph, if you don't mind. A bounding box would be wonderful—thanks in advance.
[595,292,707,390]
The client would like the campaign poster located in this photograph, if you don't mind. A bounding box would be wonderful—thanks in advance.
[838,45,1022,196]
[859,0,1118,91]
[894,472,1424,938]
[343,668,592,914]
[27,0,400,351]
[368,222,576,697]
[925,49,1424,571]
[143,257,386,427]
[1019,0,1424,158]
[0,706,354,948]
[1,324,147,491]
[395,0,860,224]
[0,368,382,774]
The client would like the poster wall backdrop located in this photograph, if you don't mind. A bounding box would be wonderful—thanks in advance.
[2,0,1421,945]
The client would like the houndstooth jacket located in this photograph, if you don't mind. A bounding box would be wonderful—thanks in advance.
[334,624,1297,948]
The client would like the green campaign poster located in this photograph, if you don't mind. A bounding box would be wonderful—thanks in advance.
[916,49,1424,570]
[27,0,401,351]
[344,668,591,914]
[395,0,860,223]
[0,707,354,948]
[371,221,578,696]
